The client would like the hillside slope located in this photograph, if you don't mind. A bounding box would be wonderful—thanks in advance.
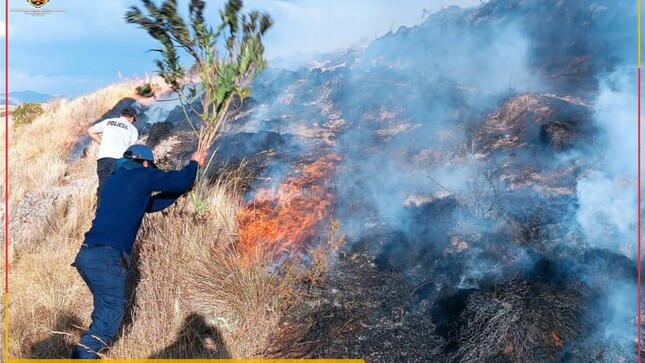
[6,0,640,361]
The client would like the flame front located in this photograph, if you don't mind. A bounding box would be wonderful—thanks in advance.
[237,154,342,258]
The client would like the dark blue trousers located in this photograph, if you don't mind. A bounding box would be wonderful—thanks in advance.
[96,158,117,197]
[71,244,131,359]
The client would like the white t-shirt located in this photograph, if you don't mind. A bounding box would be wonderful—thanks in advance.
[91,116,139,159]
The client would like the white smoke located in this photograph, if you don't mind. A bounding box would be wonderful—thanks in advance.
[245,0,483,65]
[575,69,638,256]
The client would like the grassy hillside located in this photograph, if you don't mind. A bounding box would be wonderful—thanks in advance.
[2,81,305,359]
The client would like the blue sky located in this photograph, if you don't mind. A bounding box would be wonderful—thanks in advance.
[2,0,480,98]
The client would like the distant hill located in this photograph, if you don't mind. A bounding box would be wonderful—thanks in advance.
[1,90,59,105]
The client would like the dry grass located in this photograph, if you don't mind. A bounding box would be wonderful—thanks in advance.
[5,94,107,355]
[1,103,7,363]
[8,82,136,210]
[109,181,298,358]
[5,81,310,359]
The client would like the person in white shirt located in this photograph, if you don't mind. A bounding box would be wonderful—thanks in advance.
[87,107,139,196]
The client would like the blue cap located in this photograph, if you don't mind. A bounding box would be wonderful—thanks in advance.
[123,144,156,167]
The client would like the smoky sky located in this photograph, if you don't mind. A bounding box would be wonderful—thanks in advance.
[4,0,482,96]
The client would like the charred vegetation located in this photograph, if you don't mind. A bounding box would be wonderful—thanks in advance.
[20,0,637,360]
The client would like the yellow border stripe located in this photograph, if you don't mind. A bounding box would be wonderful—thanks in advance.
[4,293,7,361]
[9,360,365,362]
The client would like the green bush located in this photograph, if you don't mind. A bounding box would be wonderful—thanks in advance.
[12,103,44,125]
[135,82,158,98]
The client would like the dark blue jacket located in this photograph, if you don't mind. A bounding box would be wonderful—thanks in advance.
[84,160,199,254]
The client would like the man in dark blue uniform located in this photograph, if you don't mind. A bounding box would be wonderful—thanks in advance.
[71,144,207,359]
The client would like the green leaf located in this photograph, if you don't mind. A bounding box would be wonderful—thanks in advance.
[126,0,272,169]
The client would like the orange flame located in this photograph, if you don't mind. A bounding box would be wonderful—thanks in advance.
[237,154,342,258]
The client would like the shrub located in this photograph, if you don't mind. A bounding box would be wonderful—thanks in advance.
[454,279,583,362]
[126,0,274,200]
[12,103,44,125]
[541,121,576,150]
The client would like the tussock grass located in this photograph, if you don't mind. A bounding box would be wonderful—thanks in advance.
[1,109,6,362]
[11,103,44,126]
[110,180,298,358]
[6,81,313,359]
[8,83,135,209]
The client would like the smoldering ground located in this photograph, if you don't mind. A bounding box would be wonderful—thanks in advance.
[247,1,639,361]
[127,0,639,361]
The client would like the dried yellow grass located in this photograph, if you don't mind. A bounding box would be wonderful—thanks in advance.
[8,82,136,209]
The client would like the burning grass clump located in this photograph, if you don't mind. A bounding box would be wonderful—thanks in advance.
[108,169,346,358]
[108,177,299,358]
[453,278,583,363]
[5,85,315,358]
[236,154,342,259]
